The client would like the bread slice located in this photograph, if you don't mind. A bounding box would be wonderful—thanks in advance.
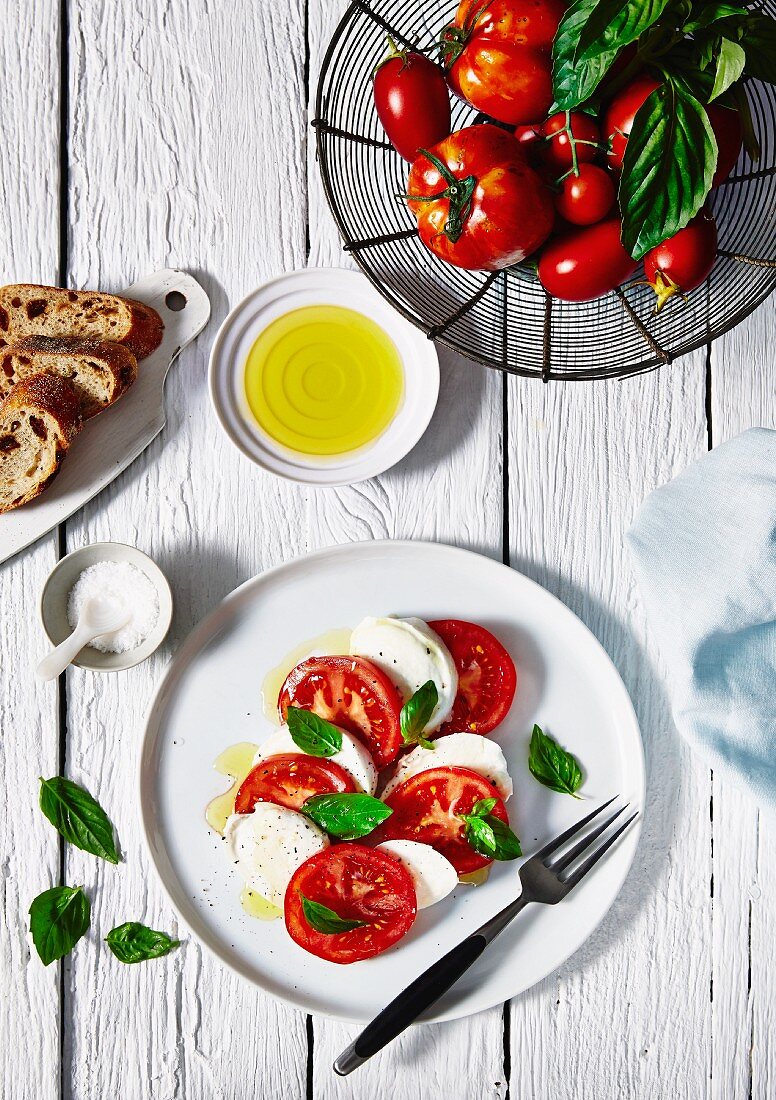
[0,373,82,514]
[0,336,138,420]
[0,284,164,360]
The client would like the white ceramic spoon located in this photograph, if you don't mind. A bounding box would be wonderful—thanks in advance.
[36,596,131,681]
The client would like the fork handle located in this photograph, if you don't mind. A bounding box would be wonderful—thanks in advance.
[334,895,529,1076]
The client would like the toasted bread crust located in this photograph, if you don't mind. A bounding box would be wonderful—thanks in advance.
[0,284,164,360]
[0,336,138,419]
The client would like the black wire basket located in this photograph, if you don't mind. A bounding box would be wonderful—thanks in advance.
[313,0,776,381]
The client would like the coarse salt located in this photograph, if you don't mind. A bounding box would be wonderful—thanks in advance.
[67,560,160,654]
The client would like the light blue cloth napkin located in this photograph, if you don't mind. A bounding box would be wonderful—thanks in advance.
[626,428,776,818]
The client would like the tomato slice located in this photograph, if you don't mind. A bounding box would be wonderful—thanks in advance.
[371,766,509,874]
[428,619,517,735]
[285,842,417,963]
[234,754,356,814]
[278,655,402,769]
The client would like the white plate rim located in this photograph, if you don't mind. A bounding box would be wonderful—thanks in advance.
[138,539,644,1023]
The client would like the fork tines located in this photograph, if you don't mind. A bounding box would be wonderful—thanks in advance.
[539,798,639,888]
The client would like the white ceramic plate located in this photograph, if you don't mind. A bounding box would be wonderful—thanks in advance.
[140,541,644,1023]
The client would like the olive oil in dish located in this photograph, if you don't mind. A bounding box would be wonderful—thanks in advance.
[243,305,404,457]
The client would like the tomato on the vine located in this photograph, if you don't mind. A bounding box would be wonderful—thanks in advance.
[541,112,602,172]
[439,0,564,125]
[643,210,718,311]
[373,41,451,162]
[405,124,554,271]
[554,164,616,226]
[538,218,639,302]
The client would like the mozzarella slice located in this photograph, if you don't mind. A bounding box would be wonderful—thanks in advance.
[224,804,329,908]
[350,616,458,731]
[376,840,458,909]
[381,732,513,801]
[252,722,377,795]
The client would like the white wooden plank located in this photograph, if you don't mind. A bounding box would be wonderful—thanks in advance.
[307,2,507,1094]
[711,298,776,1100]
[0,4,62,1099]
[62,2,310,1096]
[507,361,713,1098]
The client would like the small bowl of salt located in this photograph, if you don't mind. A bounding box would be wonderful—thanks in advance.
[40,543,173,672]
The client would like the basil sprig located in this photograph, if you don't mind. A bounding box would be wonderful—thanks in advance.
[575,0,673,63]
[105,922,180,964]
[286,706,343,758]
[300,895,367,935]
[303,792,392,840]
[552,0,620,111]
[619,76,716,259]
[528,725,583,798]
[460,798,522,861]
[39,776,119,864]
[29,885,90,965]
[400,680,438,750]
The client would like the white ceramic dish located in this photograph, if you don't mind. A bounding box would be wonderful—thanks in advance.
[140,540,644,1023]
[208,268,440,486]
[40,542,173,673]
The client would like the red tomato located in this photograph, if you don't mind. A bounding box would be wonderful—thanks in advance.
[538,218,639,302]
[541,112,601,172]
[604,75,743,185]
[428,619,517,734]
[278,655,402,769]
[644,211,718,312]
[372,766,509,874]
[406,125,554,271]
[706,103,744,186]
[440,0,564,125]
[373,45,451,162]
[514,122,543,148]
[285,843,416,963]
[554,164,616,226]
[234,754,356,814]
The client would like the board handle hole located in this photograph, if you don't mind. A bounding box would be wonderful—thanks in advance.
[165,291,187,312]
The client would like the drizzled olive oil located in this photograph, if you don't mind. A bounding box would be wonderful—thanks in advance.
[244,305,404,456]
[205,741,258,835]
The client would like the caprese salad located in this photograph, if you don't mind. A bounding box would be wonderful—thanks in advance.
[211,615,521,964]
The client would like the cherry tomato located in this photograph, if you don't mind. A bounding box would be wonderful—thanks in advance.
[373,43,451,162]
[234,754,356,814]
[554,164,616,226]
[428,619,517,734]
[279,655,402,769]
[644,211,718,312]
[440,0,564,125]
[541,112,601,172]
[514,122,543,149]
[285,843,416,963]
[538,218,639,302]
[371,766,509,874]
[406,125,554,271]
[604,75,743,185]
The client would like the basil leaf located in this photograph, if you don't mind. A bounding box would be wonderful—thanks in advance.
[460,813,522,861]
[302,792,392,839]
[39,776,119,864]
[528,725,583,797]
[286,707,343,758]
[469,797,498,818]
[619,77,716,259]
[300,894,367,934]
[741,13,776,85]
[105,922,180,964]
[575,0,672,63]
[683,4,748,33]
[552,0,619,110]
[400,680,438,749]
[29,885,90,966]
[710,38,746,101]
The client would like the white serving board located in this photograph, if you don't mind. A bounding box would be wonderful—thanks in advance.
[0,268,210,565]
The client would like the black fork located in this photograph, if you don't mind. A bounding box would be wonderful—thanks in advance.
[334,798,639,1075]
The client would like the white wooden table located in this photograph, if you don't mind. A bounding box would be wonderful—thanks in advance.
[2,3,773,1097]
